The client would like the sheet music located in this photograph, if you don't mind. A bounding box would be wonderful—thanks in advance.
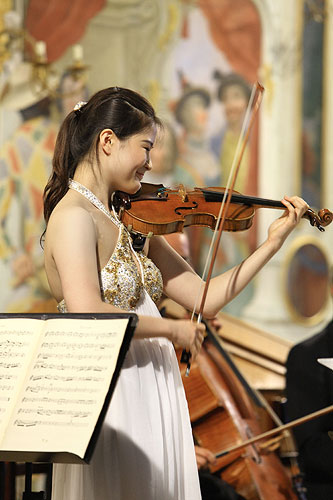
[1,318,129,458]
[0,319,42,442]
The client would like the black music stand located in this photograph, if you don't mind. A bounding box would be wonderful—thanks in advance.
[0,312,137,500]
[22,463,47,499]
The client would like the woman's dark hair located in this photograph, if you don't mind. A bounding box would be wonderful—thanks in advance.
[43,86,161,224]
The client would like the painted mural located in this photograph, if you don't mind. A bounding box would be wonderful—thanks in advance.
[4,0,328,321]
[301,1,323,209]
[164,1,262,315]
[0,0,263,316]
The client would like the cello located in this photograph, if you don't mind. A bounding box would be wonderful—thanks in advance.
[172,313,306,500]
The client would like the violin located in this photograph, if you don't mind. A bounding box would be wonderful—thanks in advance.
[112,182,333,239]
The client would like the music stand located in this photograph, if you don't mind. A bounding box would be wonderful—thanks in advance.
[0,312,137,500]
[22,463,46,499]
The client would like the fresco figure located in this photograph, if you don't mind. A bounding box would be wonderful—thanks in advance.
[0,62,58,313]
[170,81,221,271]
[173,82,220,188]
[0,64,87,313]
[211,71,252,192]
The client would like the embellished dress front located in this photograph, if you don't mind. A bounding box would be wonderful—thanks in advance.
[51,180,201,500]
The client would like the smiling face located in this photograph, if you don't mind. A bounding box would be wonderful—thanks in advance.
[106,125,157,194]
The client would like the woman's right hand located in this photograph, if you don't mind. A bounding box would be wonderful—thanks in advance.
[194,445,217,470]
[169,319,205,360]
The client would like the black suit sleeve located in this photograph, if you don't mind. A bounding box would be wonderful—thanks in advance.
[285,326,333,481]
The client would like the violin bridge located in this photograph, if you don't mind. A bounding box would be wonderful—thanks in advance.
[178,184,188,202]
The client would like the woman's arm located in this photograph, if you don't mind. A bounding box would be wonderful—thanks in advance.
[149,196,309,318]
[46,206,205,356]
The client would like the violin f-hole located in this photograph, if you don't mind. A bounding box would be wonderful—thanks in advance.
[175,201,198,215]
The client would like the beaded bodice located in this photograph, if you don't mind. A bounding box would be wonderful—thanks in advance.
[58,179,163,312]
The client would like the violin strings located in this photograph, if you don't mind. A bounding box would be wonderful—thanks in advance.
[190,83,259,325]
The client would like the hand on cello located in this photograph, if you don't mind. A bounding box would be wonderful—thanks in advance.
[194,445,217,470]
[194,445,246,500]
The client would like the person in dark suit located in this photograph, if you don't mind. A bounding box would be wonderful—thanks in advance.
[286,280,333,499]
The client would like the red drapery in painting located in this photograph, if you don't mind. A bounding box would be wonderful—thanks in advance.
[25,0,106,62]
[198,0,261,84]
[198,0,261,250]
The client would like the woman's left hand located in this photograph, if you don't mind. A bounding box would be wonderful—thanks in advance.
[267,196,309,250]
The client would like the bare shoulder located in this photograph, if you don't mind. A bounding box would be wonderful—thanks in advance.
[49,201,94,227]
[45,196,97,249]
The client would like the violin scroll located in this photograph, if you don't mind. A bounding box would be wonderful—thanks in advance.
[317,208,333,229]
[303,208,333,232]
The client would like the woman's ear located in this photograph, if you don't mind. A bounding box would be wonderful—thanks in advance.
[99,129,114,155]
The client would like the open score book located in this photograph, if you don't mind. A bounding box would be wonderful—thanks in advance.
[0,313,136,464]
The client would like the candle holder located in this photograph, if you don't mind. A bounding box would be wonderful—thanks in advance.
[0,20,89,101]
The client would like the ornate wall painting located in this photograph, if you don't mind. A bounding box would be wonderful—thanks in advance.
[0,0,95,314]
[301,1,324,210]
[166,0,262,316]
[283,1,332,329]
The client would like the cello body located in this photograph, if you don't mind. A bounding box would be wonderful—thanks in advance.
[176,335,298,500]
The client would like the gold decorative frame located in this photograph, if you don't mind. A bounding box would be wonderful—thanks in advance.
[282,235,331,326]
[0,0,13,74]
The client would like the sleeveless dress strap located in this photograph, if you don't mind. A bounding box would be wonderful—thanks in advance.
[68,178,121,227]
[68,179,145,284]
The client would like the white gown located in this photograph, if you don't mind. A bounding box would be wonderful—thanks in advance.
[51,180,201,500]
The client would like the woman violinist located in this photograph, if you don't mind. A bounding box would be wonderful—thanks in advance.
[43,86,308,500]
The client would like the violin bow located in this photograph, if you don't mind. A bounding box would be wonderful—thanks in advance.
[183,82,265,376]
[215,404,333,458]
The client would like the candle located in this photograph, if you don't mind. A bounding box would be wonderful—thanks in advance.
[35,41,47,58]
[72,44,83,62]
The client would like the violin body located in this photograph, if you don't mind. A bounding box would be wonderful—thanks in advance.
[113,182,333,237]
[113,183,255,235]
